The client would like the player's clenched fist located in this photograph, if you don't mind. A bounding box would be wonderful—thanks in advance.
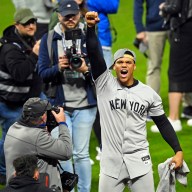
[85,11,100,27]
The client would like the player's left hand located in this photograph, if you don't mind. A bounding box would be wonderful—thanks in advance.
[170,151,183,169]
[85,11,100,27]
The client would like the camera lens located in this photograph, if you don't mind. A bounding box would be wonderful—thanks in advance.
[70,56,82,69]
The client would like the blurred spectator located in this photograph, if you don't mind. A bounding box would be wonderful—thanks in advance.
[133,0,169,99]
[0,8,43,185]
[153,0,192,131]
[134,0,192,131]
[37,1,97,191]
[11,0,56,39]
[4,97,72,191]
[1,154,54,192]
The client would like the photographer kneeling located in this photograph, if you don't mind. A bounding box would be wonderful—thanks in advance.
[4,97,72,192]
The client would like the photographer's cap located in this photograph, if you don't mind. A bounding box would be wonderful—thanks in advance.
[57,0,80,17]
[14,8,37,24]
[22,97,52,118]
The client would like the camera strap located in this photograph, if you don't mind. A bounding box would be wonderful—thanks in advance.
[57,161,64,172]
[47,29,54,66]
[57,160,77,176]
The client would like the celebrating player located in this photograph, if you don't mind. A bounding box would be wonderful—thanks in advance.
[85,11,183,192]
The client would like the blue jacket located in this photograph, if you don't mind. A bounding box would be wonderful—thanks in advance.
[38,30,97,107]
[134,0,166,33]
[87,0,119,47]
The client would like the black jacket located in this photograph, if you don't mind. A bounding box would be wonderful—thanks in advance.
[0,25,42,106]
[162,0,192,30]
[1,176,53,192]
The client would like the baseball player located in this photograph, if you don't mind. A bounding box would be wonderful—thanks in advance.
[85,12,184,192]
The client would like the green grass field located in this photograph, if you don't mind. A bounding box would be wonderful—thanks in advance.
[0,0,192,191]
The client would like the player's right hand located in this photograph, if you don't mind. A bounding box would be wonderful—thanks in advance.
[85,11,100,27]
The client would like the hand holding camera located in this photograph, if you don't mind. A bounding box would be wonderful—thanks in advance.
[58,56,70,71]
[46,107,66,132]
[159,2,166,17]
[73,57,88,73]
[52,107,66,123]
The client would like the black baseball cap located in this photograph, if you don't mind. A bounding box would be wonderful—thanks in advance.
[56,0,80,17]
[22,97,52,118]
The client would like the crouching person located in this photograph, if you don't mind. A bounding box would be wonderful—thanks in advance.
[4,97,72,191]
[1,154,55,192]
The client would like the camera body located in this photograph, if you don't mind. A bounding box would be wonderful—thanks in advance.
[65,48,82,69]
[60,171,78,191]
[133,38,148,58]
[65,29,83,69]
[46,106,60,132]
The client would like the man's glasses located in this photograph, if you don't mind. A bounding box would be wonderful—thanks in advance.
[20,19,37,27]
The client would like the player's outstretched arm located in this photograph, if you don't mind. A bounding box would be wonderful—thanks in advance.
[85,11,107,80]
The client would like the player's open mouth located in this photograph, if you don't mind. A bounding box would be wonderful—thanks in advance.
[120,69,128,77]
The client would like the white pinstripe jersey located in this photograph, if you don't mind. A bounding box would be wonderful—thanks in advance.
[95,70,164,179]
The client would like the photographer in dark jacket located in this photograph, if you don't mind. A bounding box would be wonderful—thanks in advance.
[4,97,72,191]
[1,155,55,192]
[0,8,44,184]
[38,1,97,191]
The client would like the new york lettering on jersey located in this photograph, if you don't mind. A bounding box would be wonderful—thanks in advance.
[109,98,146,117]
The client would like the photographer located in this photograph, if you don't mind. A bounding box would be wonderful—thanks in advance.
[0,8,44,184]
[37,1,97,191]
[4,97,72,191]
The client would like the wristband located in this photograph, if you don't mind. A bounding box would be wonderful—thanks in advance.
[83,71,90,76]
[58,122,68,127]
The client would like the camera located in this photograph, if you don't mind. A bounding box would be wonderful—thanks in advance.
[65,29,83,69]
[133,38,148,58]
[60,171,78,191]
[46,106,60,132]
[65,48,82,69]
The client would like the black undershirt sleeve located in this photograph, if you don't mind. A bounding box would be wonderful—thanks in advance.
[151,114,182,153]
[86,26,107,80]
